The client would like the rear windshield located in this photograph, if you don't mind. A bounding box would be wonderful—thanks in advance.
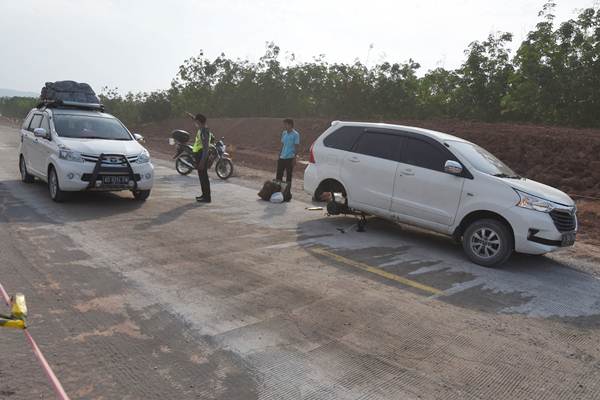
[53,114,132,140]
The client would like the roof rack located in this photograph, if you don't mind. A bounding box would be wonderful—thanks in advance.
[37,100,105,112]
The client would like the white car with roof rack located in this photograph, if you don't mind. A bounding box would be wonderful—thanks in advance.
[304,121,577,267]
[18,99,154,202]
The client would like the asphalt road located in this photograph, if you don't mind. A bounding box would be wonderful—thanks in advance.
[1,124,600,399]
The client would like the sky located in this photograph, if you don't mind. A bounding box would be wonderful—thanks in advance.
[0,0,596,95]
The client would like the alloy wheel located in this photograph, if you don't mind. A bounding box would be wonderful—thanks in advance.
[470,228,501,259]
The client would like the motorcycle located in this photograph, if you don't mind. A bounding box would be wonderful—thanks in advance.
[169,130,234,180]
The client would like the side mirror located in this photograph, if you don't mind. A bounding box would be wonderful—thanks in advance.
[444,160,463,175]
[33,127,48,138]
[133,133,145,143]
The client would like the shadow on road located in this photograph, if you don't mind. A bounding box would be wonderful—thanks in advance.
[134,202,198,230]
[296,214,600,319]
[0,179,145,223]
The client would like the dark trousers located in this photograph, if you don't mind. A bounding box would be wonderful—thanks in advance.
[195,153,211,199]
[276,158,294,183]
[198,167,211,199]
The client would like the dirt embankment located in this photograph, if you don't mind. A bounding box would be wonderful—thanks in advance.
[137,117,600,197]
[135,117,600,244]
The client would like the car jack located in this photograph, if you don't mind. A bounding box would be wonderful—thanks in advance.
[336,213,367,234]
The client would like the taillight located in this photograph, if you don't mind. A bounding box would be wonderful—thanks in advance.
[309,142,316,163]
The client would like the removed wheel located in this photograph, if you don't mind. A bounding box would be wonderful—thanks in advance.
[19,156,35,183]
[132,190,151,201]
[215,158,233,180]
[48,166,67,202]
[175,154,195,175]
[462,218,513,267]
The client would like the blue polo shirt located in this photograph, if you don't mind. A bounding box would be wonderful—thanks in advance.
[280,129,300,159]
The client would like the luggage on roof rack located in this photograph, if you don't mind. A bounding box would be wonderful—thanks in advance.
[38,81,103,110]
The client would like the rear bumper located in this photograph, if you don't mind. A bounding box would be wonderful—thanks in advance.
[54,160,154,191]
[303,164,318,197]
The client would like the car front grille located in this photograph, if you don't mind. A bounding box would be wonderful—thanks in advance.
[550,209,577,232]
[82,154,138,166]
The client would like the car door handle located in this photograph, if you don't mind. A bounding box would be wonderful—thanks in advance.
[402,169,415,176]
[348,157,360,163]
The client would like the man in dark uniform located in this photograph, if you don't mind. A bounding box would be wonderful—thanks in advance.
[188,112,211,203]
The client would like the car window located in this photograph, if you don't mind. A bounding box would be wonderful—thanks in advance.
[353,132,402,162]
[323,126,363,151]
[41,116,51,138]
[28,114,43,132]
[22,113,33,130]
[401,138,451,172]
[53,114,132,140]
[447,140,516,177]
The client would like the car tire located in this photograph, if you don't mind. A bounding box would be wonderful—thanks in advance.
[48,166,67,202]
[19,156,35,183]
[132,190,151,201]
[462,219,513,267]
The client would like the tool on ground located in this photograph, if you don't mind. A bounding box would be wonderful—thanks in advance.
[0,282,70,400]
[0,293,27,329]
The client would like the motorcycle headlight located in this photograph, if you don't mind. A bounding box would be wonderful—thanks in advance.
[515,189,555,213]
[137,150,151,164]
[58,149,84,163]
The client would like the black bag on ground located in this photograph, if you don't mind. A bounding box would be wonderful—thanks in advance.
[258,180,281,201]
[40,81,100,104]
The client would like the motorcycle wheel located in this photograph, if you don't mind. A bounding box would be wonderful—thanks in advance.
[176,153,195,175]
[215,158,234,180]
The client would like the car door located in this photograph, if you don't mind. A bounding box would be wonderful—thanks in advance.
[24,113,44,175]
[391,136,465,228]
[341,130,402,213]
[31,114,54,178]
[19,112,34,163]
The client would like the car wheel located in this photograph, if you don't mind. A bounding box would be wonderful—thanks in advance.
[48,167,67,202]
[19,156,35,183]
[462,219,513,267]
[132,190,151,201]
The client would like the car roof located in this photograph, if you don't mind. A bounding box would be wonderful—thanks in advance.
[36,107,116,119]
[332,121,470,143]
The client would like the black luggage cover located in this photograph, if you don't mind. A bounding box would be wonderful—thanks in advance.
[40,81,100,104]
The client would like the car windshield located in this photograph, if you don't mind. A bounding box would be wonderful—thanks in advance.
[53,114,132,140]
[447,140,519,178]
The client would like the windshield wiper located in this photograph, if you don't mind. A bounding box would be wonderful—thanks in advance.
[494,173,521,179]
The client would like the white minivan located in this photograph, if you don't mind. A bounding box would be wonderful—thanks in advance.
[19,104,154,202]
[304,121,577,266]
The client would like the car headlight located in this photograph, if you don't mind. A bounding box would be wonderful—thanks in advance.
[515,189,555,213]
[137,150,151,164]
[58,149,84,163]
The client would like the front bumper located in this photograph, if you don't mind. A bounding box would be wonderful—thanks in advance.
[508,206,577,255]
[54,159,154,191]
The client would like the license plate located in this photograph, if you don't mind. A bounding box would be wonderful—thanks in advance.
[561,232,576,247]
[102,175,130,185]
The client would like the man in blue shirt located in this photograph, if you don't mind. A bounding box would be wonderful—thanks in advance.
[276,118,300,183]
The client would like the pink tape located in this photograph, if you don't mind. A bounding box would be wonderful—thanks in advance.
[0,282,10,306]
[24,330,70,400]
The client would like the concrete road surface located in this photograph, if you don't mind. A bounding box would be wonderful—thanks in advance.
[1,123,600,399]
